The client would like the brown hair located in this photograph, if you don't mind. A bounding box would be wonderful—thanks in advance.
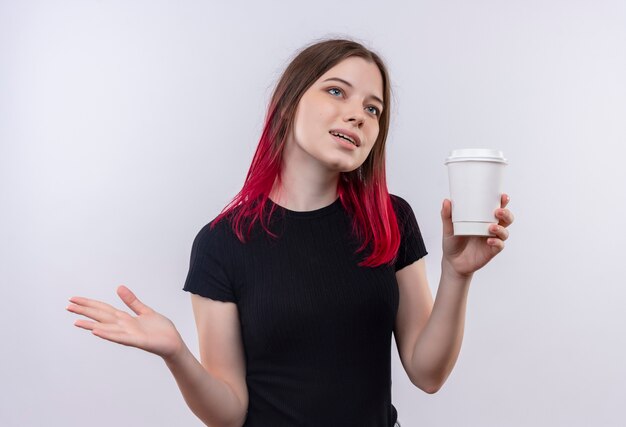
[216,38,401,267]
[270,38,391,183]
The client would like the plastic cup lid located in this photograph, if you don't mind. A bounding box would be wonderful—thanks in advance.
[444,148,507,164]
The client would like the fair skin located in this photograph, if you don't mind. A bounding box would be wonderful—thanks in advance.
[67,56,514,425]
[269,56,383,211]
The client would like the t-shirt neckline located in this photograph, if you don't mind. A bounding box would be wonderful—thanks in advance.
[268,197,343,219]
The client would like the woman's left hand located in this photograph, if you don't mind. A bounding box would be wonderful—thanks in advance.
[441,193,514,277]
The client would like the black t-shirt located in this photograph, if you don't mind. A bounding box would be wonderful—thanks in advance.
[183,194,427,426]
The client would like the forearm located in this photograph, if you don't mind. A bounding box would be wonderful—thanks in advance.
[410,261,472,392]
[164,343,246,427]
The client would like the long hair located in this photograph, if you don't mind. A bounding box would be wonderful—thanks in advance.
[213,38,400,267]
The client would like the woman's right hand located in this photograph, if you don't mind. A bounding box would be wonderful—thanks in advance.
[67,285,183,360]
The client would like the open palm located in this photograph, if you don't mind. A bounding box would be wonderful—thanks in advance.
[67,285,182,359]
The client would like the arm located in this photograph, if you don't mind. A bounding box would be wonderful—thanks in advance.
[171,294,248,426]
[394,194,514,393]
[395,259,471,394]
[67,286,248,427]
[165,295,248,427]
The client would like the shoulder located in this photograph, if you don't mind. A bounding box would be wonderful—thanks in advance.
[192,214,239,252]
[389,194,428,268]
[389,194,415,219]
[389,193,423,237]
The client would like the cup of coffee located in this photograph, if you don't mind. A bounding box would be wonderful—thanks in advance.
[444,149,508,236]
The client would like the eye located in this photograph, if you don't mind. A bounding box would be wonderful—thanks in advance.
[366,106,380,116]
[328,87,343,97]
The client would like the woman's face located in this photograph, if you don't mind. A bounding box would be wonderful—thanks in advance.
[286,56,384,174]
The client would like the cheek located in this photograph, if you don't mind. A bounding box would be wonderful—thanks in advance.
[291,106,311,141]
[295,102,317,128]
[362,144,376,160]
[367,123,380,146]
[297,106,335,142]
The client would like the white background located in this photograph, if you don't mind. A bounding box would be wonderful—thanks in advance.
[2,0,625,426]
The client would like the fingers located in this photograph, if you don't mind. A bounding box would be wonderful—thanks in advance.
[489,223,509,242]
[68,296,118,313]
[66,301,123,324]
[117,285,151,316]
[71,308,136,347]
[495,194,514,227]
[91,329,132,346]
[74,319,122,335]
[67,288,145,348]
[90,326,138,348]
[486,236,505,253]
[67,291,136,325]
[441,199,453,237]
[500,193,510,209]
[495,208,514,227]
[73,319,98,331]
[486,219,509,254]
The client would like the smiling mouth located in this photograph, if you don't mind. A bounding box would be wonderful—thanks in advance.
[329,131,357,146]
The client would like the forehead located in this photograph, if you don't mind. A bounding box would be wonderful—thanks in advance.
[316,57,384,100]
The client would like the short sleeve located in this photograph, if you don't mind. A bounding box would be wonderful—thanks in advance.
[391,195,428,271]
[183,220,237,303]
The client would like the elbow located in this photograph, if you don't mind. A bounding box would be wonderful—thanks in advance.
[196,405,247,427]
[201,415,246,427]
[420,382,443,394]
[410,374,445,394]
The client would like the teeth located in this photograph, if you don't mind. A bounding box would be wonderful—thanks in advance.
[330,131,356,145]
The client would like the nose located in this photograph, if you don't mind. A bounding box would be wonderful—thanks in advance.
[343,101,365,128]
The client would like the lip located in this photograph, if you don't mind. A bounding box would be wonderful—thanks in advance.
[329,129,361,147]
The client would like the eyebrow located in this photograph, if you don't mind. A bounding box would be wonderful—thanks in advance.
[322,77,384,108]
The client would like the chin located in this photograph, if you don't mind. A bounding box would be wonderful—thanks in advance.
[325,160,361,173]
[320,154,363,172]
[340,165,362,173]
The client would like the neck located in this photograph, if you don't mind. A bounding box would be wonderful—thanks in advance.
[269,151,340,212]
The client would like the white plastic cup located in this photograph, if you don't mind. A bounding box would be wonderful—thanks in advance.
[444,149,508,236]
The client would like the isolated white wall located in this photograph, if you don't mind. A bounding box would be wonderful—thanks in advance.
[1,0,625,426]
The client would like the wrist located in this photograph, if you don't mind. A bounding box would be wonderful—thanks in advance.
[441,258,474,284]
[162,335,188,367]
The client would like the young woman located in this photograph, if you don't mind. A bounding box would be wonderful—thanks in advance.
[67,39,514,427]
